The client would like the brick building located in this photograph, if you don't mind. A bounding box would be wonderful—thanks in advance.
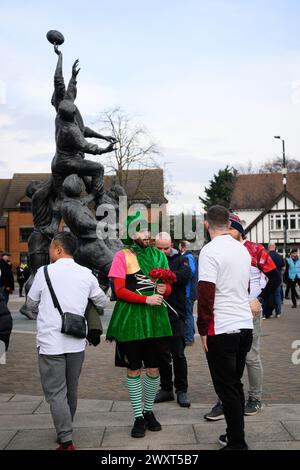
[0,169,168,270]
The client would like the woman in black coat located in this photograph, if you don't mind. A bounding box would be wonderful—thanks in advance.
[0,290,13,351]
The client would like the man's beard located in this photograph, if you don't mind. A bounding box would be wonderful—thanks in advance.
[134,238,150,248]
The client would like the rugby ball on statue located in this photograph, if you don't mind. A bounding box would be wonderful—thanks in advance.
[46,30,64,46]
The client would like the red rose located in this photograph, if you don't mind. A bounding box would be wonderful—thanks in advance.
[149,268,177,284]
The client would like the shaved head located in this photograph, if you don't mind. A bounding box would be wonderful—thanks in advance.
[155,232,172,256]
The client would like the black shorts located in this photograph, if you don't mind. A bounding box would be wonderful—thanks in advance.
[115,337,170,370]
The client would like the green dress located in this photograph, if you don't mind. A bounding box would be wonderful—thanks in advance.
[106,245,172,342]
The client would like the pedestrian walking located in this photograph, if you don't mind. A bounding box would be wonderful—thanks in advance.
[27,232,108,450]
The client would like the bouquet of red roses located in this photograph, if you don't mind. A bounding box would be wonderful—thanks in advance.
[149,268,177,284]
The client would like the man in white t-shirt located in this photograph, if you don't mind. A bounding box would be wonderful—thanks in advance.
[197,205,255,450]
[204,214,280,424]
[28,232,108,450]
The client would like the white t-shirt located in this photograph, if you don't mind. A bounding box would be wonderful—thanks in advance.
[28,258,107,355]
[198,234,253,335]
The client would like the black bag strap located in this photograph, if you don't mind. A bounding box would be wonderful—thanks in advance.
[43,266,64,317]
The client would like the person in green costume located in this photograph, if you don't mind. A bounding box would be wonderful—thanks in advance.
[106,211,172,438]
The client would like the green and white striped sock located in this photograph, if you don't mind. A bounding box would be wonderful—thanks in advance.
[144,374,160,412]
[127,375,143,419]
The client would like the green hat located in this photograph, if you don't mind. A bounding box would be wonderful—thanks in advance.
[121,211,149,246]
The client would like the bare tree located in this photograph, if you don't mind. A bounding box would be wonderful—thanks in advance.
[258,156,300,173]
[95,108,161,195]
[237,156,300,175]
[235,160,258,175]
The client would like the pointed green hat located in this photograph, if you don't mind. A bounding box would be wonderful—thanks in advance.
[121,211,149,246]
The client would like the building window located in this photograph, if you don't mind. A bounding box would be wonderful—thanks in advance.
[270,214,284,230]
[270,213,300,231]
[290,214,296,230]
[20,202,32,213]
[19,227,34,242]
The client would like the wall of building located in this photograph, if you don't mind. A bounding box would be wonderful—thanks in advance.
[246,196,300,249]
[234,210,263,228]
[0,227,6,252]
[6,210,33,270]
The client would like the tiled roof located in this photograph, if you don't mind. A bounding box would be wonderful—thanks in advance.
[231,173,300,210]
[0,179,11,213]
[0,169,167,211]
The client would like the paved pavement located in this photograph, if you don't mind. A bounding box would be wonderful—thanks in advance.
[0,393,300,450]
[1,294,300,449]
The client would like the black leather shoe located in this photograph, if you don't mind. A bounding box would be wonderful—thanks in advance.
[131,417,146,438]
[154,389,174,403]
[143,411,162,431]
[176,391,191,408]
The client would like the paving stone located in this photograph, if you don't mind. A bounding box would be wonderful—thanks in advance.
[110,401,134,412]
[34,399,113,414]
[243,404,300,423]
[101,442,150,450]
[0,394,14,402]
[245,422,293,442]
[74,411,133,428]
[149,443,218,450]
[0,430,18,449]
[72,427,105,448]
[281,421,300,440]
[102,425,196,447]
[5,427,105,450]
[6,429,57,450]
[0,401,42,415]
[10,394,43,402]
[250,441,300,450]
[156,408,222,426]
[194,423,229,444]
[0,413,53,430]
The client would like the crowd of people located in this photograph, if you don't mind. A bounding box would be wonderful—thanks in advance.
[1,208,299,450]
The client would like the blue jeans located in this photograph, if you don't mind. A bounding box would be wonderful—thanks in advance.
[274,286,282,316]
[184,298,195,343]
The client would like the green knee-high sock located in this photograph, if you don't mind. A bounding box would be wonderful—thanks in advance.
[127,375,143,419]
[144,374,160,412]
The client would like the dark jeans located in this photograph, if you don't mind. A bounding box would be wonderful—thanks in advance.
[291,278,300,307]
[184,298,195,343]
[159,319,188,393]
[206,329,253,448]
[274,286,282,316]
[18,281,25,297]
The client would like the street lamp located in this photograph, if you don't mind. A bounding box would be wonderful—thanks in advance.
[274,136,288,256]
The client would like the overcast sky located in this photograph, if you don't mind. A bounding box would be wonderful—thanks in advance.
[1,0,300,213]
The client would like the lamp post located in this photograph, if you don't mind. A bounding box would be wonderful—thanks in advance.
[274,136,288,256]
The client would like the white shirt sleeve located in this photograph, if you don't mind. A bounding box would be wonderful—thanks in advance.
[28,267,44,302]
[89,274,108,308]
[198,250,219,284]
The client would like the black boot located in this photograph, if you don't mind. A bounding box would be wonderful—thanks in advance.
[131,417,146,438]
[143,411,162,431]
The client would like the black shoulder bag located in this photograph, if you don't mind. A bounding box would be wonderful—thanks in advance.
[44,266,87,339]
